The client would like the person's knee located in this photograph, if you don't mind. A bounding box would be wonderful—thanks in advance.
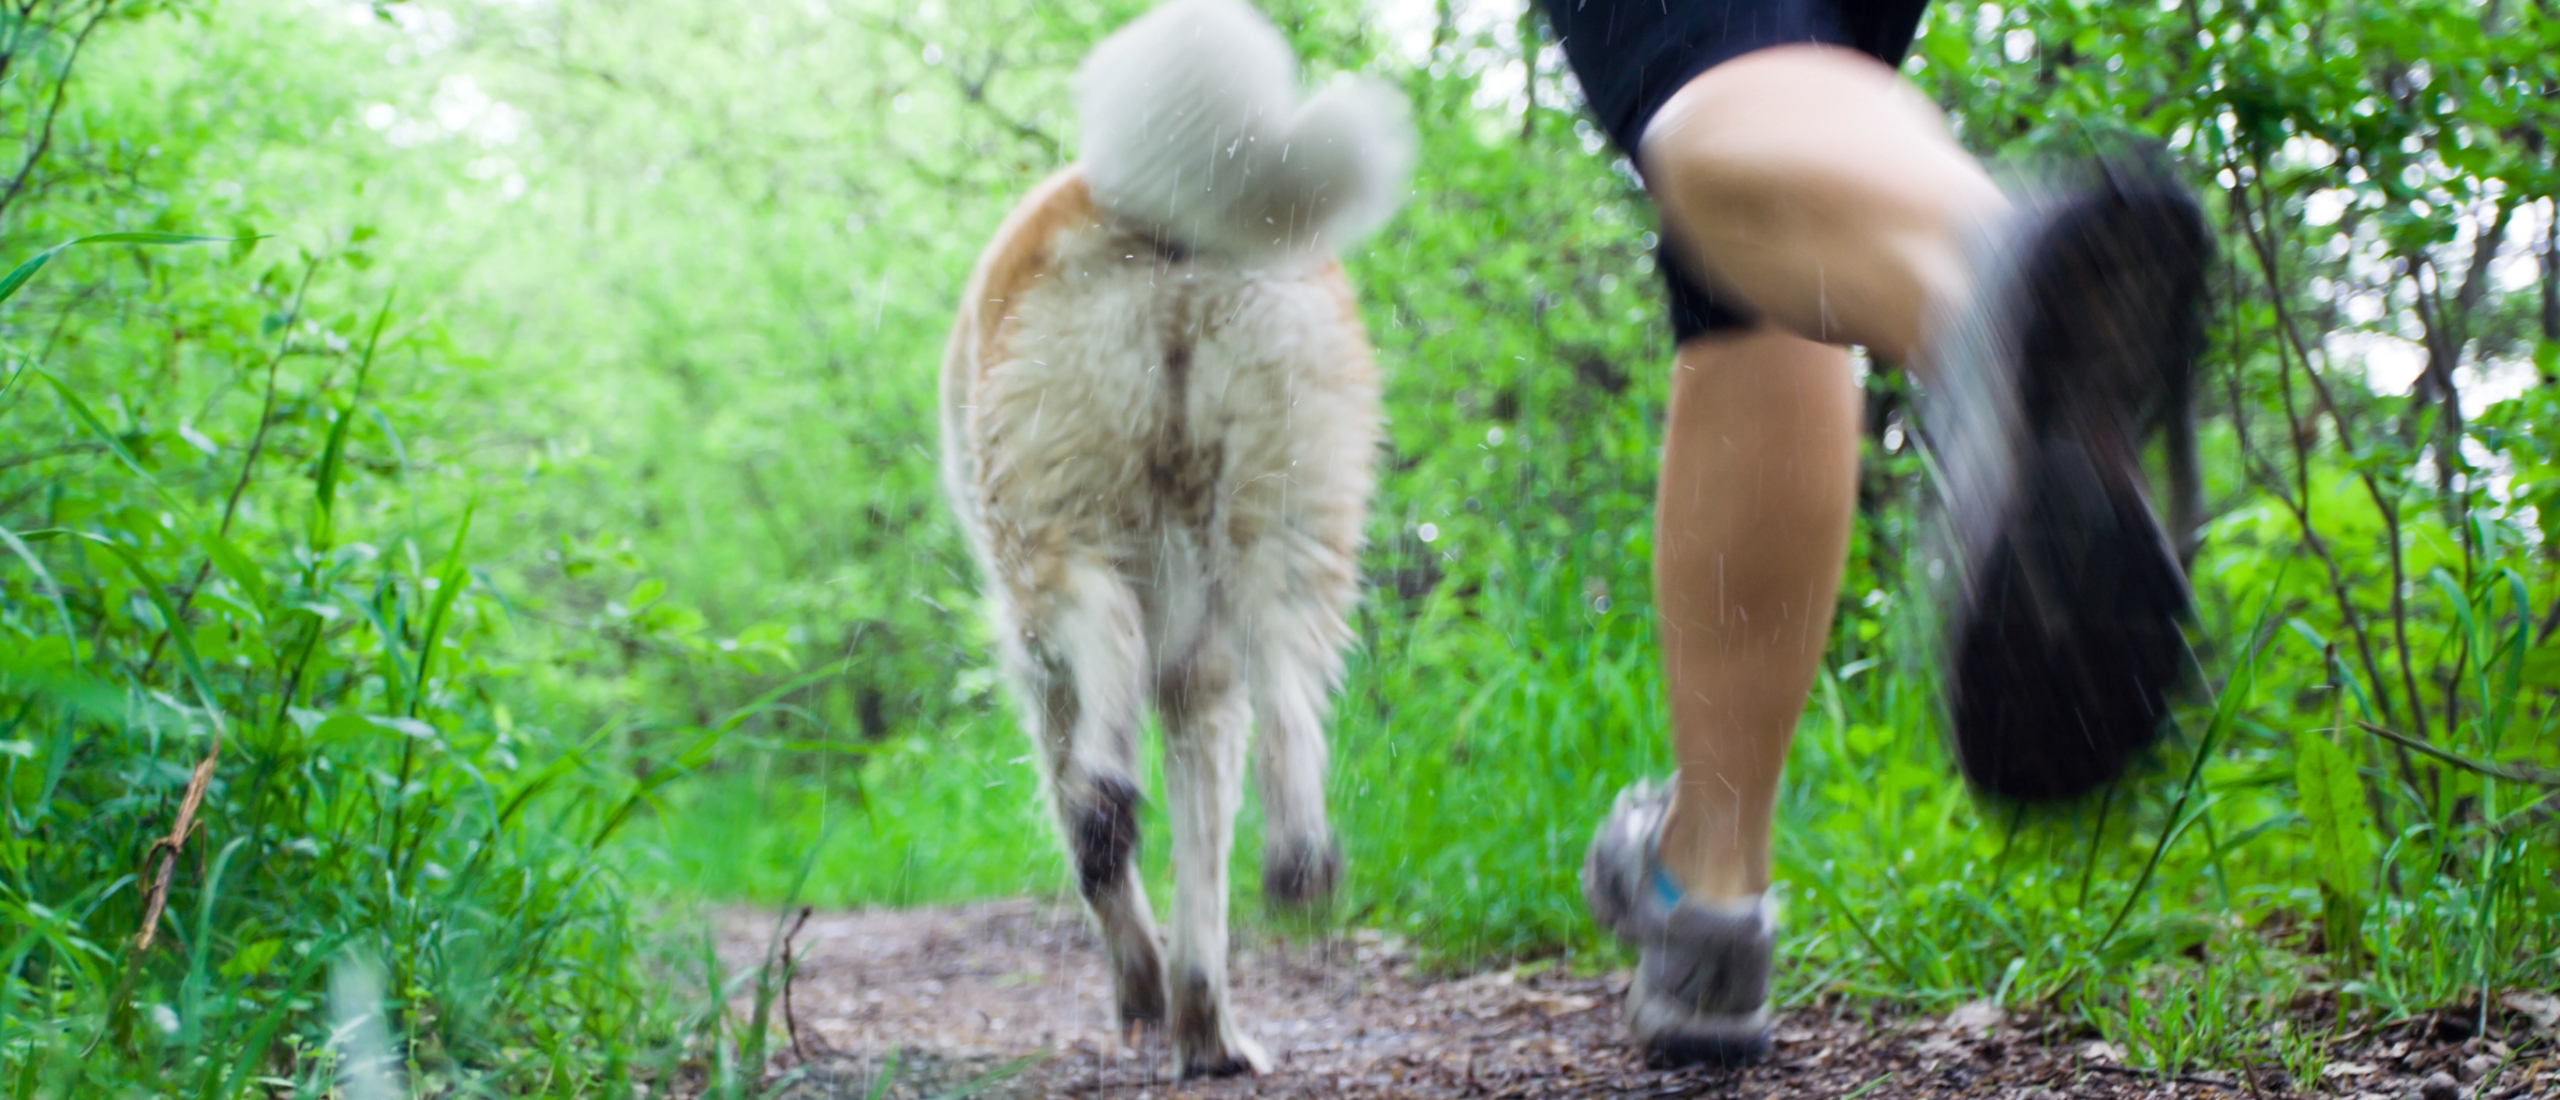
[1639,47,1997,355]
[1648,45,1983,211]
[1643,48,1890,167]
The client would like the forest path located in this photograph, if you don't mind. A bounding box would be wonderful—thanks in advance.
[712,901,2456,1100]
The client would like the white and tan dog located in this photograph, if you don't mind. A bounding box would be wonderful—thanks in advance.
[938,0,1413,1078]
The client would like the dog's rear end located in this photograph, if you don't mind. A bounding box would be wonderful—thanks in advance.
[939,0,1412,1078]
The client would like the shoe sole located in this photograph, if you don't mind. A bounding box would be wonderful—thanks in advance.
[1627,978,1771,1068]
[1947,167,2212,803]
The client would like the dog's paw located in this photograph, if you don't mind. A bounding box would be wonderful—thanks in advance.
[1261,837,1341,911]
[1170,966,1272,1077]
[1113,949,1167,1032]
[1176,1033,1271,1079]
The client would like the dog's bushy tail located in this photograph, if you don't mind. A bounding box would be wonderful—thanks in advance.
[1077,0,1414,260]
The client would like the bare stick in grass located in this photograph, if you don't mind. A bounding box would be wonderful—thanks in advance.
[2357,722,2560,788]
[2215,184,2405,757]
[74,534,233,951]
[783,904,815,1061]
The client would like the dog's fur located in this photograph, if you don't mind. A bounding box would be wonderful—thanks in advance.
[937,0,1412,1078]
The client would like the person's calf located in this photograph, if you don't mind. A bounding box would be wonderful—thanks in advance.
[1649,328,1858,904]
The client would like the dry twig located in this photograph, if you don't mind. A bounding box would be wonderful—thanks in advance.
[784,904,817,1060]
[133,742,220,950]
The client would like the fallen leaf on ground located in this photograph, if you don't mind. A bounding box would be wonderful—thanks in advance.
[1523,993,1597,1017]
[2501,991,2558,1031]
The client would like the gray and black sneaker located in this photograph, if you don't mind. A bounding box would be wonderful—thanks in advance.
[1582,778,1776,1067]
[1928,158,2213,803]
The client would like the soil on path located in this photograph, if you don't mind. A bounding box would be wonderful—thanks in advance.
[717,900,2553,1100]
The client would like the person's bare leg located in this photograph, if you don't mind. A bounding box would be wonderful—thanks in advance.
[1634,46,2006,903]
[1649,326,1860,903]
[1640,45,2008,364]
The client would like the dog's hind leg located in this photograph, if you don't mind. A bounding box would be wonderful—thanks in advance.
[1014,559,1165,1031]
[1156,649,1270,1077]
[1238,553,1355,912]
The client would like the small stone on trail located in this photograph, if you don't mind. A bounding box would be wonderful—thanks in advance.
[2419,1069,2460,1100]
[2078,1040,2126,1064]
[1944,998,2004,1036]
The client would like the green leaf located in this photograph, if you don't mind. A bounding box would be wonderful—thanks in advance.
[201,531,270,615]
[34,369,163,487]
[2294,730,2376,899]
[76,533,227,739]
[0,232,259,306]
[0,522,77,668]
[627,577,666,607]
[410,500,475,718]
[2523,642,2560,690]
[0,254,54,307]
[309,294,395,554]
[309,408,355,550]
[220,937,283,979]
[313,712,375,745]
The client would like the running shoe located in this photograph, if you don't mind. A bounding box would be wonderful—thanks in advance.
[1582,777,1777,1067]
[1928,158,2212,803]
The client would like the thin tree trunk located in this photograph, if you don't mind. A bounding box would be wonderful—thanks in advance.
[2542,199,2558,384]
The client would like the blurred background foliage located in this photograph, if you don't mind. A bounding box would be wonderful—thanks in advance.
[0,0,2552,1092]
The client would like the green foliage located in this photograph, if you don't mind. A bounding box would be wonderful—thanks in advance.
[0,4,715,1094]
[2293,728,2374,962]
[0,0,2555,1091]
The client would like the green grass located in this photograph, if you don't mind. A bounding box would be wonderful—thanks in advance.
[644,456,2560,1081]
[635,714,1054,907]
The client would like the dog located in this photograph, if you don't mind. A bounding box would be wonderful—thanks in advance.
[937,0,1412,1078]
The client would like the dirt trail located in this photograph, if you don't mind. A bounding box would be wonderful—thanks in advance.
[717,901,2551,1100]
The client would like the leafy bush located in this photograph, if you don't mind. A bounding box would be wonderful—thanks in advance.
[0,4,705,1094]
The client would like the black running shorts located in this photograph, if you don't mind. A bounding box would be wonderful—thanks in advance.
[1541,0,1936,340]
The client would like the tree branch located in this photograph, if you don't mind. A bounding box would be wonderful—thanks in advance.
[2454,197,2516,320]
[0,440,103,471]
[868,15,1063,159]
[0,0,112,226]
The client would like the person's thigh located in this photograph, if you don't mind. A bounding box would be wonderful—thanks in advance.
[1540,0,1935,345]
